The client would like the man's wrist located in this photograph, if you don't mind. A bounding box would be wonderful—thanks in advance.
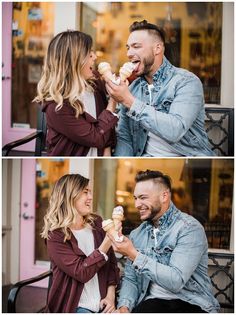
[123,95,135,108]
[128,248,138,261]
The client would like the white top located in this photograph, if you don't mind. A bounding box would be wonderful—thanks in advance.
[143,84,180,157]
[81,91,98,157]
[145,226,179,301]
[72,227,101,312]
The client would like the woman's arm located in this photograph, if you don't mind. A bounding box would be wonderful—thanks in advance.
[46,102,118,150]
[47,230,109,283]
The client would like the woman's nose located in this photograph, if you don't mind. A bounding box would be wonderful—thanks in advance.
[93,51,97,60]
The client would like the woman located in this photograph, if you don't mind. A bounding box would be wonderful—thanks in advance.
[41,174,119,313]
[34,31,118,156]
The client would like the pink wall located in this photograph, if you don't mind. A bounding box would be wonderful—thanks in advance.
[20,159,48,287]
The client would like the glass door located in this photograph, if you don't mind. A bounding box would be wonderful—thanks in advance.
[20,158,92,286]
[2,2,55,151]
[20,159,69,287]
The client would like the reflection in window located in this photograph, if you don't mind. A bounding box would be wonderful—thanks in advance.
[94,158,233,250]
[35,159,69,262]
[82,2,222,104]
[12,2,54,129]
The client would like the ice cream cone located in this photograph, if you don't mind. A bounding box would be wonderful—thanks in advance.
[112,206,124,231]
[98,62,113,81]
[102,219,124,242]
[119,62,135,81]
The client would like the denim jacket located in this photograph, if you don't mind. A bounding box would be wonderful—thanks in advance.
[114,57,215,156]
[117,203,220,313]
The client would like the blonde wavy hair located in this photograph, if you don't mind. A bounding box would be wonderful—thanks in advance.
[34,30,94,118]
[41,174,96,241]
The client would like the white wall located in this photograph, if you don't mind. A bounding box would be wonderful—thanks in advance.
[69,159,93,178]
[2,160,21,284]
[54,2,80,35]
[221,2,234,107]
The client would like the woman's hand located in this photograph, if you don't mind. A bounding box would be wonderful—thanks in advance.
[100,285,116,313]
[99,296,115,313]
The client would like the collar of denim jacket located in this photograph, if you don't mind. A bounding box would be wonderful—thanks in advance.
[142,202,179,231]
[157,202,179,230]
[138,56,174,89]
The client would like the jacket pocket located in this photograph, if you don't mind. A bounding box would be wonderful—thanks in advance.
[153,98,173,113]
[155,245,174,264]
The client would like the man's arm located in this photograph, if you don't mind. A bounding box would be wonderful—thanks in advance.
[117,257,139,312]
[113,104,134,156]
[106,76,204,144]
[111,223,208,294]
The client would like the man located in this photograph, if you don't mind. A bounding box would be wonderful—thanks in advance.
[105,20,214,156]
[110,170,220,313]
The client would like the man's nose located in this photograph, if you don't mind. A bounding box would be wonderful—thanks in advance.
[135,199,142,208]
[127,48,133,60]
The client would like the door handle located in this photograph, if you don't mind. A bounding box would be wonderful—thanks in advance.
[2,75,11,80]
[22,212,34,220]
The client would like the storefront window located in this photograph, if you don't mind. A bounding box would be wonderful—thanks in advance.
[82,2,222,104]
[94,158,233,250]
[12,2,54,129]
[35,159,69,262]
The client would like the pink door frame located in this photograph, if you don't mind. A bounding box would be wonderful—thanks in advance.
[20,159,48,287]
[2,2,35,151]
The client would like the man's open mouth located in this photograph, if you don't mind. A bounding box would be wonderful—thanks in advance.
[132,60,141,72]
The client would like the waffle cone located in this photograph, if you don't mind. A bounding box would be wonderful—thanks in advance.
[103,70,114,81]
[119,69,131,81]
[102,221,115,232]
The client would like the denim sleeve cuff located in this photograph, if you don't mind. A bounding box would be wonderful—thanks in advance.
[132,252,149,272]
[126,98,146,120]
[117,298,133,311]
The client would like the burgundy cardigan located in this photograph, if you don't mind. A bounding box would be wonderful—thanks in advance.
[42,79,118,156]
[45,216,120,313]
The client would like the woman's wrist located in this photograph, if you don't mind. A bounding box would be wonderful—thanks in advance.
[106,98,117,113]
[106,285,116,300]
[99,235,112,253]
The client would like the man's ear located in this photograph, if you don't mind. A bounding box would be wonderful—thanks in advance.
[154,42,163,55]
[160,190,169,203]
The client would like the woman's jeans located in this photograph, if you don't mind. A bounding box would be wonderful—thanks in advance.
[75,307,94,313]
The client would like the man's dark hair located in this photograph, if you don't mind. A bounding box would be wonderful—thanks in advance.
[135,170,171,191]
[129,20,165,45]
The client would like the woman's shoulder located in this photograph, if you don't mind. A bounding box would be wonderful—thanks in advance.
[48,228,65,241]
[42,100,75,115]
[91,214,104,228]
[91,74,107,101]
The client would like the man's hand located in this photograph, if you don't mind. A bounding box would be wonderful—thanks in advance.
[108,235,138,261]
[118,306,130,313]
[105,80,135,108]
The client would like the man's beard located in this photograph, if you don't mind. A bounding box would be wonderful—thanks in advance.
[141,53,155,76]
[145,204,162,224]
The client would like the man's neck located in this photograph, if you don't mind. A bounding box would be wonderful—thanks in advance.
[152,202,171,227]
[144,56,164,84]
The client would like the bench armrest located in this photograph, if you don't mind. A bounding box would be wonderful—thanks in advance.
[8,270,52,313]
